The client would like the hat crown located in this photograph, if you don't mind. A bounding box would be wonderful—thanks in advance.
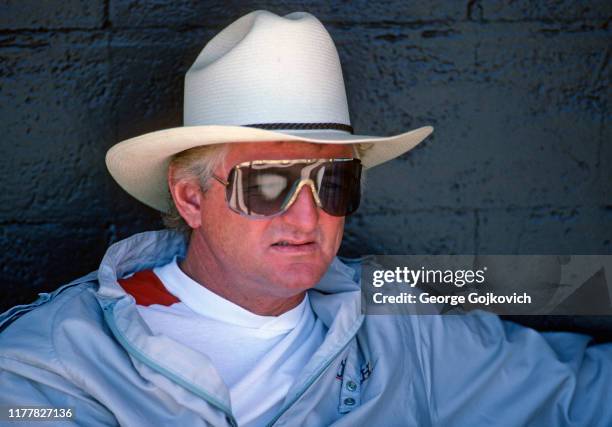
[184,11,351,131]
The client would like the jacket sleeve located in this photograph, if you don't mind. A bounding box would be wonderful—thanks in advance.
[0,359,118,426]
[417,312,612,427]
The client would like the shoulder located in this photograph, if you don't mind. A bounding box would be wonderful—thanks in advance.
[0,273,102,371]
[359,310,516,364]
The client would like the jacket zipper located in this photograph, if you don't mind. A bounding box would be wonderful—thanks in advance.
[265,315,364,427]
[103,301,239,427]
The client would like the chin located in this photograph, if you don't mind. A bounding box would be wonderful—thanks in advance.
[271,263,328,293]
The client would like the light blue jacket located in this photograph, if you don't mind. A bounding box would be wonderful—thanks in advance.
[1,230,611,426]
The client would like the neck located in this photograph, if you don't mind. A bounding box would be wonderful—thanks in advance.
[179,237,305,316]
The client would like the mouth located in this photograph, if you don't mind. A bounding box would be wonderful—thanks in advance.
[271,240,318,253]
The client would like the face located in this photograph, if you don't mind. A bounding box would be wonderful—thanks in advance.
[183,141,354,300]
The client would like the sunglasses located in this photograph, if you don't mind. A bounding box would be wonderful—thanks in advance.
[212,158,362,218]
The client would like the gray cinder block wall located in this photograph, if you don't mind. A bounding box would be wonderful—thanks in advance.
[0,1,610,311]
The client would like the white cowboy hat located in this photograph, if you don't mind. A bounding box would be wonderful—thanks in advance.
[106,10,433,212]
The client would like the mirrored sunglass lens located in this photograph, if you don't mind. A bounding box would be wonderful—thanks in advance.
[254,173,289,200]
[246,172,293,215]
[226,164,298,216]
[317,160,361,216]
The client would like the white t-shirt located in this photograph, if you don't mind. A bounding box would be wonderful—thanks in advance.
[135,257,327,426]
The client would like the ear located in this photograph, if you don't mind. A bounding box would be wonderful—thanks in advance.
[168,165,203,229]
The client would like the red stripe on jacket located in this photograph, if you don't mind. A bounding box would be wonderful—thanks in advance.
[118,270,180,307]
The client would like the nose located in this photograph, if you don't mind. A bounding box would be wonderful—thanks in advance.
[280,184,319,231]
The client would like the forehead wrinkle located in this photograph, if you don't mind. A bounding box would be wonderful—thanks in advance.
[278,141,354,157]
[235,141,350,156]
[271,140,328,152]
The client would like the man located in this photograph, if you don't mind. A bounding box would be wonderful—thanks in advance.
[1,10,610,427]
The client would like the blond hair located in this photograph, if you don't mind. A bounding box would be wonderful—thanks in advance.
[162,144,229,236]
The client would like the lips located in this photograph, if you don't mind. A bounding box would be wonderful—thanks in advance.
[271,240,318,254]
[272,240,313,246]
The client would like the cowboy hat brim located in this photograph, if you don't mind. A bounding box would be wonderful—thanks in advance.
[105,124,433,212]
